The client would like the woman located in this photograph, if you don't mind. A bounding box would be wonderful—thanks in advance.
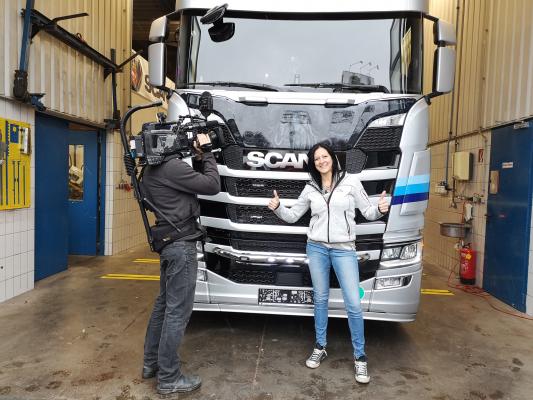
[268,142,389,384]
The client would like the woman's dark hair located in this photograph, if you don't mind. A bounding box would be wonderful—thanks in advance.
[306,142,344,189]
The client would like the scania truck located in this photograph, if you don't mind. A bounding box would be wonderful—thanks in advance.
[145,0,456,321]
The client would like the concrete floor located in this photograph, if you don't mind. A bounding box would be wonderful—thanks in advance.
[0,245,532,400]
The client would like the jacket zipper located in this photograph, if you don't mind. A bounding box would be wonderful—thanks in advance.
[325,187,336,243]
[309,173,345,243]
[344,211,350,236]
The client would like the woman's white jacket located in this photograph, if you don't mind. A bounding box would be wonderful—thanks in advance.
[273,173,382,243]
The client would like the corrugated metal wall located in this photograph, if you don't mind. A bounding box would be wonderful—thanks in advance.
[481,0,533,128]
[427,0,533,142]
[424,0,457,143]
[0,0,132,125]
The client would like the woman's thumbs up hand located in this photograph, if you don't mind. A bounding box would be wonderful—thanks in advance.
[268,190,280,210]
[378,190,389,214]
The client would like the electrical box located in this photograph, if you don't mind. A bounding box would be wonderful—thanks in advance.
[453,151,472,181]
[0,118,32,210]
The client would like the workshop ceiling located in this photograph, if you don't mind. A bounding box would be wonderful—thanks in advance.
[132,0,179,81]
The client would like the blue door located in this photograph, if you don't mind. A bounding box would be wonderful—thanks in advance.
[35,114,69,280]
[68,131,98,255]
[483,123,533,312]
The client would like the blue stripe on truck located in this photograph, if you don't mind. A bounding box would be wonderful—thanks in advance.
[391,192,429,205]
[393,182,430,196]
[391,174,430,205]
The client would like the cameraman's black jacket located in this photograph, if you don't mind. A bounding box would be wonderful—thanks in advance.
[141,152,220,241]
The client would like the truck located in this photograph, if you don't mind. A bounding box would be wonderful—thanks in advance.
[144,0,456,322]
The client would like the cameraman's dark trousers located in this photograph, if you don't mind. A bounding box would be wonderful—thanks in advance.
[143,240,197,384]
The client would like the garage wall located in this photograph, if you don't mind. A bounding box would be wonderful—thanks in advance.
[424,0,533,313]
[0,0,132,125]
[425,0,533,139]
[0,0,134,300]
[104,129,146,255]
[0,98,35,302]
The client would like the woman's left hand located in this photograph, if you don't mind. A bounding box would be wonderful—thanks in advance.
[378,191,389,214]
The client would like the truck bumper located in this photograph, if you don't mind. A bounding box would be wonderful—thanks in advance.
[193,261,422,323]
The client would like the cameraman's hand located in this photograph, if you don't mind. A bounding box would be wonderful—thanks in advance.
[268,190,280,210]
[194,133,212,157]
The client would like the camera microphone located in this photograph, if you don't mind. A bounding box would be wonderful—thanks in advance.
[199,91,213,118]
[183,120,219,131]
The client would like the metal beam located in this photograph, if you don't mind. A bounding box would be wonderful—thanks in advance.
[22,8,119,73]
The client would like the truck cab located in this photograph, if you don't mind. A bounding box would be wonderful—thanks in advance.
[146,0,456,321]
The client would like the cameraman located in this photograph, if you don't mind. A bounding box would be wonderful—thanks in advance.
[141,133,220,395]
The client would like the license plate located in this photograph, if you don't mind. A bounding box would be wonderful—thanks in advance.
[258,288,314,305]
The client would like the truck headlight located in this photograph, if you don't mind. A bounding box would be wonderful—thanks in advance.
[368,113,406,128]
[382,242,419,261]
[400,243,418,260]
[381,247,402,260]
[374,276,412,290]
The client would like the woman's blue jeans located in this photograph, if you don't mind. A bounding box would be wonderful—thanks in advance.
[306,241,366,359]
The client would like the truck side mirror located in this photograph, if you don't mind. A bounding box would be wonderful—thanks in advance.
[428,18,457,98]
[433,47,456,94]
[433,20,456,46]
[149,15,169,42]
[148,43,166,88]
[148,16,169,88]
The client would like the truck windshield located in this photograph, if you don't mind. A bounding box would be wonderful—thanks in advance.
[186,15,423,94]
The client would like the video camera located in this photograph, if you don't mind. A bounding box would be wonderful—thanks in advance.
[130,92,225,166]
[131,117,224,166]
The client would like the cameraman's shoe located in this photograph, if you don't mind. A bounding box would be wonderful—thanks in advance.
[157,374,202,394]
[142,365,158,379]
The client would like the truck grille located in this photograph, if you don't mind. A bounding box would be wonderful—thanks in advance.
[207,258,379,288]
[223,265,317,287]
[223,177,395,199]
[356,127,403,151]
[227,204,311,226]
[232,239,307,254]
[222,145,244,169]
[225,177,306,199]
[345,149,367,173]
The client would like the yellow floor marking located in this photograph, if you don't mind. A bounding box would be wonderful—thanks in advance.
[133,259,159,264]
[105,273,160,278]
[102,277,159,281]
[421,289,454,296]
[101,273,160,281]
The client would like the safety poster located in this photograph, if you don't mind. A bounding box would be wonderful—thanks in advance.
[0,118,31,210]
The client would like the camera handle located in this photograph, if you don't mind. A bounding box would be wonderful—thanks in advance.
[120,101,163,252]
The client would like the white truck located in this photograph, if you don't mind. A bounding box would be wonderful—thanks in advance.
[145,0,456,322]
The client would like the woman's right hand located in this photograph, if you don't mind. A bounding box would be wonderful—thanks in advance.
[268,190,280,210]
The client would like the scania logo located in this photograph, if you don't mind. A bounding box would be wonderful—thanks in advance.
[245,151,308,169]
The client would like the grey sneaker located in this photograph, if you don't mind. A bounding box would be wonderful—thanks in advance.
[354,356,370,384]
[305,345,327,369]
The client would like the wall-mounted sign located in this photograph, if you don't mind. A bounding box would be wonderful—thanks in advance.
[501,162,514,169]
[0,118,31,210]
[131,57,143,92]
[130,52,175,108]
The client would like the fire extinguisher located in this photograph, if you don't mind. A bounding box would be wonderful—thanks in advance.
[459,244,476,285]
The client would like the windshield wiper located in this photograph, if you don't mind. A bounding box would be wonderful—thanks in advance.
[181,81,280,92]
[284,83,389,94]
